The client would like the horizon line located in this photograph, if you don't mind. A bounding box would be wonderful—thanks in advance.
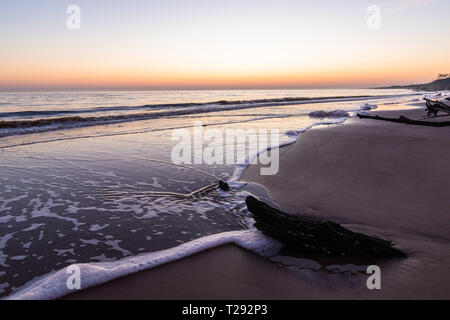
[0,85,404,93]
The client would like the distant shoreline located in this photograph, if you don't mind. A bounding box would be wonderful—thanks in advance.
[375,77,450,91]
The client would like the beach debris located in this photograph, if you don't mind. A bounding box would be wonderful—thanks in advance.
[245,196,406,260]
[218,180,230,192]
[357,113,450,127]
[424,97,450,117]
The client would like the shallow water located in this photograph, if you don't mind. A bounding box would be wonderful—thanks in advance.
[0,89,423,298]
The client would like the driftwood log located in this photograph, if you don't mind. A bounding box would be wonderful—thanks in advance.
[424,97,450,116]
[357,113,450,127]
[246,196,406,259]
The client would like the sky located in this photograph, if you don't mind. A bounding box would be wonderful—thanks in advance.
[0,0,449,90]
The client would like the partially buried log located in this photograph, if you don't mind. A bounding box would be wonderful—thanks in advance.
[245,196,406,259]
[357,113,450,127]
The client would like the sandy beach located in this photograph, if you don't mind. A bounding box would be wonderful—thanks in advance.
[63,106,450,300]
[2,1,450,305]
[244,107,450,299]
[64,244,337,300]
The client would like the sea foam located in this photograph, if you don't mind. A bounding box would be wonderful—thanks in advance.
[7,230,282,300]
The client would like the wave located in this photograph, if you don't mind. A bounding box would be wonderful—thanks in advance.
[0,94,413,137]
[0,102,208,118]
[307,103,378,119]
[0,103,378,151]
[6,230,282,300]
[0,95,374,118]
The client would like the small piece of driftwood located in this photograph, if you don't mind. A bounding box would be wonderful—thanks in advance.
[245,196,406,259]
[218,180,230,191]
[357,113,450,127]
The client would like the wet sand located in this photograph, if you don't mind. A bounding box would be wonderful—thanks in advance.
[245,108,450,235]
[243,107,450,299]
[66,107,450,300]
[65,244,338,300]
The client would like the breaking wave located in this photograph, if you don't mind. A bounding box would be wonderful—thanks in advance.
[7,230,282,300]
[0,94,399,137]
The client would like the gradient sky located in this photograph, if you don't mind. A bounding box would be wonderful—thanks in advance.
[1,0,449,90]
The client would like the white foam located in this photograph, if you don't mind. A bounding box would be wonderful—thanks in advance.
[10,256,27,261]
[0,233,15,267]
[89,224,109,232]
[22,242,31,249]
[6,230,282,300]
[80,239,101,246]
[23,223,45,232]
[54,249,75,257]
[361,103,378,111]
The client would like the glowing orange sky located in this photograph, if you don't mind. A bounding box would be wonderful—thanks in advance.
[1,60,444,90]
[1,0,449,90]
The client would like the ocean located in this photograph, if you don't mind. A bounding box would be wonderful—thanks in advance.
[0,88,421,298]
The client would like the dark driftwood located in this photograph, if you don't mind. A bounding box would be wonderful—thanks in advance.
[424,97,450,116]
[357,113,450,127]
[245,196,406,259]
